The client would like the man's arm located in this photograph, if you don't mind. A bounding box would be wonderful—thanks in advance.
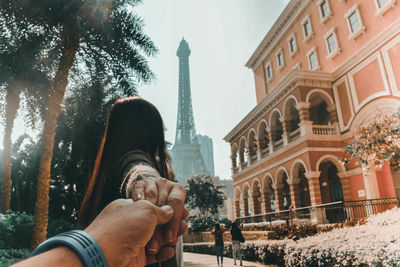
[13,247,84,267]
[12,199,175,267]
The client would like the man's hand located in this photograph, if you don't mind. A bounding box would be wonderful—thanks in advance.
[130,177,189,255]
[85,199,175,267]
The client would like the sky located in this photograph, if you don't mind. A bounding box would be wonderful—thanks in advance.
[135,0,289,180]
[0,0,289,180]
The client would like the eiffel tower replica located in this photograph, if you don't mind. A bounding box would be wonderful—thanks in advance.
[171,38,208,184]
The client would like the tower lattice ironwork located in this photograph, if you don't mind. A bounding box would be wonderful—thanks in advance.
[171,38,208,184]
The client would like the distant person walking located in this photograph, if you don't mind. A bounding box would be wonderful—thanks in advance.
[231,221,244,266]
[212,222,224,266]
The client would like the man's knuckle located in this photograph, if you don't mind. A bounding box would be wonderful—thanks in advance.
[169,194,184,205]
[146,189,158,199]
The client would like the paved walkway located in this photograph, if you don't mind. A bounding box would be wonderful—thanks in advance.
[183,252,277,267]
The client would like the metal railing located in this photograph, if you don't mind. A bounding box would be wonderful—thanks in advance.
[236,198,400,225]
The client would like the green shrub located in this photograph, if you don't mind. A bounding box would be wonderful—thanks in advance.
[0,212,75,249]
[0,212,33,248]
[47,217,75,239]
[189,217,216,233]
[0,249,29,267]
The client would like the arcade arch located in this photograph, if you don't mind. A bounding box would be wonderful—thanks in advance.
[307,90,334,125]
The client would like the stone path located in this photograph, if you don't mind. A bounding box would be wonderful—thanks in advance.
[183,252,278,267]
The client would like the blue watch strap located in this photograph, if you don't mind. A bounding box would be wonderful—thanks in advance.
[30,230,108,267]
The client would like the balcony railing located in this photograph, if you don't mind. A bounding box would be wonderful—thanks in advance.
[312,125,337,135]
[288,128,301,142]
[236,198,400,225]
[274,139,284,150]
[261,147,269,156]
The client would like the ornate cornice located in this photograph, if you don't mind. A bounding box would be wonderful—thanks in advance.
[246,0,311,71]
[223,70,333,143]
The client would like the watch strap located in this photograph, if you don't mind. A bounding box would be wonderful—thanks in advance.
[30,230,108,267]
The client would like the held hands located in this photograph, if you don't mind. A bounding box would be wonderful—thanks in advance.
[130,177,189,256]
[85,199,176,267]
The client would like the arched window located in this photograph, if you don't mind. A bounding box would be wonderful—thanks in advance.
[270,111,283,149]
[309,95,331,125]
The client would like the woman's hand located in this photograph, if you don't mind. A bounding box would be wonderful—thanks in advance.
[130,177,189,254]
[85,199,176,267]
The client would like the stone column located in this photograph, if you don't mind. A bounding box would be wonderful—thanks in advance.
[268,131,274,154]
[327,105,339,123]
[296,102,313,137]
[362,165,381,199]
[305,171,325,224]
[327,105,340,134]
[245,144,251,167]
[230,154,237,173]
[234,199,241,218]
[288,178,301,209]
[296,102,311,121]
[337,172,353,201]
[256,140,261,161]
[279,117,288,146]
[305,171,322,206]
[274,183,285,211]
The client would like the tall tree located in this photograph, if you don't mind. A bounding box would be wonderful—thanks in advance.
[185,175,226,219]
[1,0,157,248]
[0,12,50,212]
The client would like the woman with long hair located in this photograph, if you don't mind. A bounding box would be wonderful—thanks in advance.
[78,97,187,267]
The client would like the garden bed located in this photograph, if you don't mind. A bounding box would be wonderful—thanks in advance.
[184,208,400,266]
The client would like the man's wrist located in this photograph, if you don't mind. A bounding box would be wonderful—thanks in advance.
[30,230,108,267]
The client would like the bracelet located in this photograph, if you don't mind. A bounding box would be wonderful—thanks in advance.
[30,230,108,267]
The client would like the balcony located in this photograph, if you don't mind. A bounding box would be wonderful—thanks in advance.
[232,122,341,175]
[312,125,337,135]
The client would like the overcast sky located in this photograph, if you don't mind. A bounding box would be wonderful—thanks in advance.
[0,0,289,181]
[135,0,289,180]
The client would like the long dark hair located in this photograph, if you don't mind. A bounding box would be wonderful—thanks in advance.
[78,97,174,228]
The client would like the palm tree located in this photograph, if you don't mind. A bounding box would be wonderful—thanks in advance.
[0,13,50,212]
[1,0,157,249]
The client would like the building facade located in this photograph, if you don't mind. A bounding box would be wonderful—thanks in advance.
[224,0,400,222]
[196,134,215,176]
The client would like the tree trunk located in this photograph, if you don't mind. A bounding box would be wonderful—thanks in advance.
[31,32,79,250]
[1,85,20,213]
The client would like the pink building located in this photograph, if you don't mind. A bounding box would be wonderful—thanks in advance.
[224,0,400,223]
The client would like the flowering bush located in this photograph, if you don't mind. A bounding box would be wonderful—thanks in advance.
[185,208,400,266]
[345,109,400,167]
[285,207,400,266]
